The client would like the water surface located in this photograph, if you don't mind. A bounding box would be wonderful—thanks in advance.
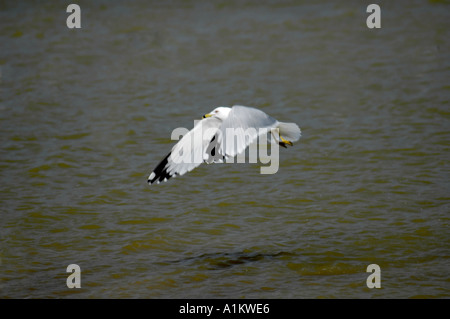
[0,0,449,298]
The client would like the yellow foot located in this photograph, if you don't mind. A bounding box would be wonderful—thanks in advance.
[280,135,293,146]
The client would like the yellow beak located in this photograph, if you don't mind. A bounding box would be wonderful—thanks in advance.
[202,113,212,118]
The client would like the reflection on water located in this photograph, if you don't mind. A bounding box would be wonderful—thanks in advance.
[0,0,449,298]
[160,251,296,270]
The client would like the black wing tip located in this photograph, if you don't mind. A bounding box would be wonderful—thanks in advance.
[148,152,178,185]
[148,171,176,185]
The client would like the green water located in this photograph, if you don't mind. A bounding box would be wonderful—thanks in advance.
[0,0,449,298]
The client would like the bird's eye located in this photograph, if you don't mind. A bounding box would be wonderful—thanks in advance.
[215,110,219,113]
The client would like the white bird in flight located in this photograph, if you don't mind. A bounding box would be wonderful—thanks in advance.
[148,105,301,185]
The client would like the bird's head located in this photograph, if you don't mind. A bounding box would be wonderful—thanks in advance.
[202,106,232,121]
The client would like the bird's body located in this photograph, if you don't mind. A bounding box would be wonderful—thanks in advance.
[148,105,301,185]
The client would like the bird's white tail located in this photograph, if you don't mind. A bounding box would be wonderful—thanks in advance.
[278,122,301,143]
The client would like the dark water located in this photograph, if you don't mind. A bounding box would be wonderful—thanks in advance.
[0,0,449,298]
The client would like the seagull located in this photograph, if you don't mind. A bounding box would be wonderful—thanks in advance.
[147,105,301,185]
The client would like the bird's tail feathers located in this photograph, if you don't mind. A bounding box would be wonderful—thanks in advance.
[278,122,301,143]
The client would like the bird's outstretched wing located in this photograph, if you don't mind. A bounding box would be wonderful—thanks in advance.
[148,117,221,185]
[215,105,279,160]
